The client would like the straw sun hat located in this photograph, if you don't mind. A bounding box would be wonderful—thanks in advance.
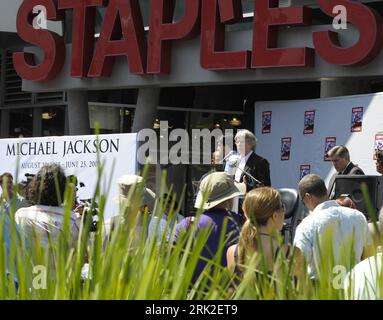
[195,172,246,210]
[115,175,156,211]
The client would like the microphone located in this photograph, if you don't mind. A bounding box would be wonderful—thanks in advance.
[223,150,235,162]
[223,151,240,176]
[222,151,263,188]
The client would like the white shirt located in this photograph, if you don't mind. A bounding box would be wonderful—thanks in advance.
[15,205,80,248]
[148,214,184,245]
[293,200,369,279]
[235,151,253,182]
[344,251,382,300]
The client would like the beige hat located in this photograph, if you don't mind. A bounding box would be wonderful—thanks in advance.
[115,174,156,211]
[195,172,246,210]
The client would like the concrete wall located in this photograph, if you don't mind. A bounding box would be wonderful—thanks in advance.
[0,0,22,33]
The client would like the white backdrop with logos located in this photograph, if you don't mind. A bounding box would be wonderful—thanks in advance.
[0,133,137,219]
[254,92,383,190]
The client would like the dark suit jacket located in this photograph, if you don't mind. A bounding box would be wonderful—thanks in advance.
[239,152,271,191]
[328,162,365,198]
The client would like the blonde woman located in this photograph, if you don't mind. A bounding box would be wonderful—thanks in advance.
[226,187,287,275]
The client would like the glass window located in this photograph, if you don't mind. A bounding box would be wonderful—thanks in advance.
[9,109,33,138]
[189,112,244,182]
[42,106,65,136]
[89,105,134,134]
[151,109,244,214]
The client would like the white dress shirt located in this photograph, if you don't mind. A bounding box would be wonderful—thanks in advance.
[293,200,369,279]
[235,151,253,182]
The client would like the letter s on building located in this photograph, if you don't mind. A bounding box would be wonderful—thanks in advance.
[13,0,66,81]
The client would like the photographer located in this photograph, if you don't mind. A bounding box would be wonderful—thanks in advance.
[15,164,80,248]
[74,198,99,233]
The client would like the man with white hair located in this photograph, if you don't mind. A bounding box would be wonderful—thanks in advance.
[234,129,271,191]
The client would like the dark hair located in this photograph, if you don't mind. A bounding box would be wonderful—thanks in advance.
[298,174,328,199]
[28,164,66,206]
[376,150,383,164]
[0,172,13,185]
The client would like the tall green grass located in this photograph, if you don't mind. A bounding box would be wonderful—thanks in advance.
[0,165,382,300]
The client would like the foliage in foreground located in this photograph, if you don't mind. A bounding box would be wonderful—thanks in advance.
[0,164,382,300]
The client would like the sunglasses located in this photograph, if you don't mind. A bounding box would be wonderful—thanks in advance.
[278,202,286,212]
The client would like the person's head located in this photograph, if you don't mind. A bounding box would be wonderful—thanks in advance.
[242,187,285,233]
[328,145,350,173]
[162,193,181,217]
[68,175,79,207]
[211,150,221,166]
[117,174,156,213]
[195,172,246,211]
[298,174,328,211]
[235,130,257,157]
[29,164,66,206]
[238,187,285,265]
[0,172,14,200]
[375,150,383,175]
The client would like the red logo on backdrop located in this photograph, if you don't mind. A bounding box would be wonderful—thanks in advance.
[374,133,383,159]
[300,165,311,179]
[351,107,364,132]
[262,111,272,134]
[324,137,336,161]
[281,137,292,161]
[303,110,315,134]
[12,0,383,82]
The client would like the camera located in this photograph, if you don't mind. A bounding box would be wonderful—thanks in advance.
[75,199,99,232]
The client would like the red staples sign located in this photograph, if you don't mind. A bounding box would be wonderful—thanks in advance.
[13,0,383,82]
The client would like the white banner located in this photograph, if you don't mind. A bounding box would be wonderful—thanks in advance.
[255,92,383,190]
[0,133,137,219]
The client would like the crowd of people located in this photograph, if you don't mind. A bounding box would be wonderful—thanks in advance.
[1,129,383,298]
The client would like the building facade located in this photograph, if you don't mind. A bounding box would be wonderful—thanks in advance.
[1,0,383,207]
